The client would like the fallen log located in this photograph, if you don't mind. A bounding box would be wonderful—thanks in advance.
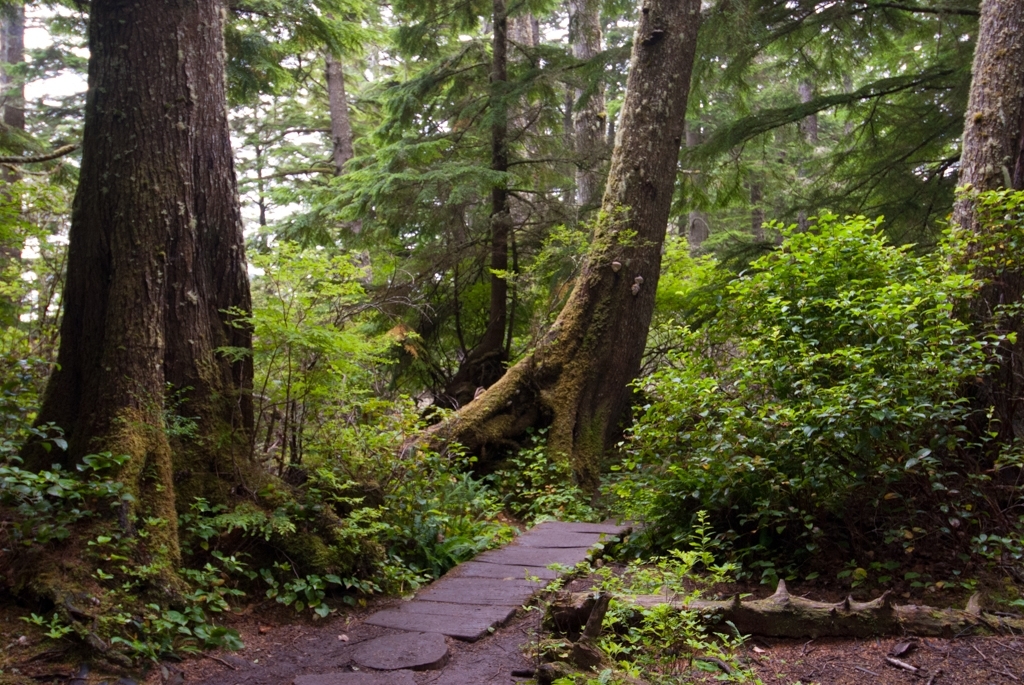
[546,580,1024,639]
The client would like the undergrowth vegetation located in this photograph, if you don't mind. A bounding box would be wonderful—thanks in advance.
[6,184,1024,670]
[613,197,1024,587]
[0,240,519,663]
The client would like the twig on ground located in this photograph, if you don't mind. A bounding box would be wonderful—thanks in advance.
[208,655,236,670]
[801,639,815,655]
[991,667,1020,681]
[925,669,943,685]
[854,666,881,676]
[992,639,1023,654]
[694,656,735,675]
[884,656,920,673]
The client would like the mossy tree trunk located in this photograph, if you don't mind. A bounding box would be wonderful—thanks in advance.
[27,0,254,568]
[953,0,1024,441]
[430,0,702,489]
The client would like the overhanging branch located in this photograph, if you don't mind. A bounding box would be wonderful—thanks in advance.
[0,144,80,165]
[862,1,980,17]
[693,66,959,160]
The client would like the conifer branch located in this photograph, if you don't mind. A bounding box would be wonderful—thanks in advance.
[0,144,80,165]
[861,1,979,17]
[693,67,957,160]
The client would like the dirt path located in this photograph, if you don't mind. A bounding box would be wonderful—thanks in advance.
[169,585,1024,685]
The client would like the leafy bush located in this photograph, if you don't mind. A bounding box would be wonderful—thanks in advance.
[612,213,1000,574]
[1,449,131,545]
[492,428,598,524]
[242,241,386,474]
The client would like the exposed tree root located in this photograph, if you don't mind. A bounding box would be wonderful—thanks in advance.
[419,0,702,489]
[546,580,1024,639]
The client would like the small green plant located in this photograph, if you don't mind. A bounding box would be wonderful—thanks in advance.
[109,602,244,661]
[21,613,74,640]
[557,515,755,683]
[1,450,131,545]
[261,563,338,617]
[492,428,597,524]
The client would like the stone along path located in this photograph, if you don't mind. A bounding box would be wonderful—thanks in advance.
[291,520,631,685]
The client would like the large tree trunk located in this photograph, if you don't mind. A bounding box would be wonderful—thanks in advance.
[430,0,702,489]
[443,0,512,407]
[952,0,1024,441]
[569,0,606,210]
[27,0,253,567]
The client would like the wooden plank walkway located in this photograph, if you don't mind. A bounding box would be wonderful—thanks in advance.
[363,520,628,643]
[290,520,630,683]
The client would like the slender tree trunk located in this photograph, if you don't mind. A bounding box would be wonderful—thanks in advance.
[750,181,765,241]
[953,0,1024,441]
[798,80,818,144]
[796,80,816,232]
[1,3,24,147]
[443,0,511,407]
[569,0,607,210]
[28,0,254,567]
[430,0,702,489]
[685,122,709,251]
[326,52,354,175]
[0,5,25,325]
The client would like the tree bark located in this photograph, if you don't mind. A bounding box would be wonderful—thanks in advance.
[0,4,25,324]
[797,80,816,231]
[952,0,1024,440]
[28,0,253,566]
[443,0,512,407]
[430,0,702,488]
[798,80,818,144]
[569,0,606,210]
[750,180,765,241]
[326,52,354,175]
[1,3,24,143]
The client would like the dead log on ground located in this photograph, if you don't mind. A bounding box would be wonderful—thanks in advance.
[546,581,1024,639]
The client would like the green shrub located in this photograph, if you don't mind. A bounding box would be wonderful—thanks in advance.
[612,212,1000,574]
[492,428,598,524]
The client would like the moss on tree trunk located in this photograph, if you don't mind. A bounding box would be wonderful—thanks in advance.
[25,0,254,571]
[953,0,1024,441]
[429,0,702,489]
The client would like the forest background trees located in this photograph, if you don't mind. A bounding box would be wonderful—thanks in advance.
[3,0,1024,668]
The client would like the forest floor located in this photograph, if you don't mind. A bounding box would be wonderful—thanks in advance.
[5,571,1024,684]
[149,576,1024,684]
